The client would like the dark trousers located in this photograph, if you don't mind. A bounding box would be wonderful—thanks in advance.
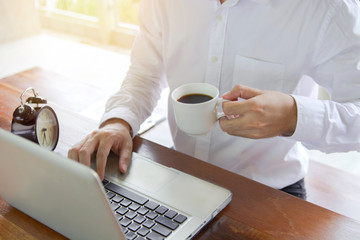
[280,178,307,200]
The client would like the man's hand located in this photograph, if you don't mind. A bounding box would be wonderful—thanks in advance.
[67,118,133,180]
[219,84,297,138]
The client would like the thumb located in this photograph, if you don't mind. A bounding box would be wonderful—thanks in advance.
[222,84,264,100]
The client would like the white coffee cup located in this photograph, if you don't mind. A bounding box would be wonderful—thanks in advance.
[171,83,227,136]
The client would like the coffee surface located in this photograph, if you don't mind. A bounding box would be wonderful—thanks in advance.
[178,93,213,104]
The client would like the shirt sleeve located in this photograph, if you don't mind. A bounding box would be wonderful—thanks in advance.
[291,1,360,153]
[100,0,166,135]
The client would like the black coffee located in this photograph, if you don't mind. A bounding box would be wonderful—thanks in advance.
[177,93,213,104]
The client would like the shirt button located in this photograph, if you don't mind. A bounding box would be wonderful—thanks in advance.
[217,15,223,21]
[212,56,218,63]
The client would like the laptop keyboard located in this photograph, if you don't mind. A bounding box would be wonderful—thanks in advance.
[103,179,188,240]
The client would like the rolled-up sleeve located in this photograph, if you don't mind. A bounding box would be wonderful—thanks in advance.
[100,0,166,135]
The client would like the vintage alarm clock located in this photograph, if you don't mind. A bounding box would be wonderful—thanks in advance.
[11,87,59,151]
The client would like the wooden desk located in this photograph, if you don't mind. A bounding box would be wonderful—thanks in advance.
[1,68,360,239]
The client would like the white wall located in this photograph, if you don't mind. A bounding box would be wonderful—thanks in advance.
[0,0,41,44]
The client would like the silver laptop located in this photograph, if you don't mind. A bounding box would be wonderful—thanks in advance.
[0,129,231,240]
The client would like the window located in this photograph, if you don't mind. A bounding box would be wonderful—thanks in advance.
[36,0,140,48]
[115,0,140,26]
[37,0,98,18]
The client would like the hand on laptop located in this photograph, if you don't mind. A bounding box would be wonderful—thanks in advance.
[67,118,133,180]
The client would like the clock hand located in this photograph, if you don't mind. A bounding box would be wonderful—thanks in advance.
[42,128,47,145]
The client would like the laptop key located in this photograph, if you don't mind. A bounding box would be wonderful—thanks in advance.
[145,211,158,220]
[110,202,120,211]
[136,237,146,240]
[125,210,137,220]
[134,215,146,224]
[155,216,179,230]
[128,222,141,232]
[146,231,164,240]
[112,195,123,203]
[164,210,177,219]
[106,192,115,199]
[137,207,149,216]
[144,201,160,211]
[137,227,150,237]
[155,206,168,215]
[119,218,132,227]
[143,219,155,229]
[105,182,148,205]
[153,224,172,237]
[115,213,123,221]
[129,202,141,211]
[174,214,187,224]
[102,179,109,186]
[125,231,137,240]
[120,198,132,207]
[116,206,129,215]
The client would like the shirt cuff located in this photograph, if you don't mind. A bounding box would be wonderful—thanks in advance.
[100,108,140,138]
[289,95,326,148]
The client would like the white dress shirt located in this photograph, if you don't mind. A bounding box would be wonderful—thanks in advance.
[101,0,360,189]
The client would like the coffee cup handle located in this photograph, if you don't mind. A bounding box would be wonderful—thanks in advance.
[217,98,230,120]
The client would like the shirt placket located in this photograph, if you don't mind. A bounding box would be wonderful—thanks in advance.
[194,5,230,161]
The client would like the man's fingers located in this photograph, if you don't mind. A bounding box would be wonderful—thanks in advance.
[67,138,87,161]
[67,147,80,162]
[219,115,265,139]
[220,115,244,133]
[222,84,264,100]
[96,140,112,180]
[221,84,266,117]
[118,140,133,174]
[78,135,99,167]
[222,100,248,116]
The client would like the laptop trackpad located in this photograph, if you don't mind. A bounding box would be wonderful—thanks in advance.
[104,153,178,194]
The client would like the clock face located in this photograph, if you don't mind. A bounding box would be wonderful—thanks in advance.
[35,106,59,150]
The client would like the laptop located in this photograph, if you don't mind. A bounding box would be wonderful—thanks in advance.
[0,129,232,240]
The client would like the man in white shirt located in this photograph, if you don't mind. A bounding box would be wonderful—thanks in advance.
[68,0,360,199]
